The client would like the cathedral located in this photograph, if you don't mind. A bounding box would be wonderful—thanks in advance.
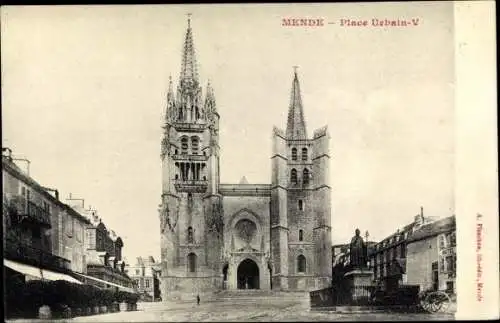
[159,18,332,299]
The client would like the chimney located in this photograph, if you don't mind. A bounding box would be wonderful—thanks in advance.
[42,187,60,201]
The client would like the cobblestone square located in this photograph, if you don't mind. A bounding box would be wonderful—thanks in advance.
[66,301,455,322]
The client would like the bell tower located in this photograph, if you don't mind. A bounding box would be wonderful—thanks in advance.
[270,68,332,291]
[159,16,223,300]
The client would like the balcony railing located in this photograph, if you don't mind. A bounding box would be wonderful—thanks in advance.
[174,179,208,193]
[9,197,51,227]
[172,154,208,161]
[4,237,71,273]
[26,201,51,226]
[172,122,206,132]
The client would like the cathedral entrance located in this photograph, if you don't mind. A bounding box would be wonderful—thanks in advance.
[237,259,259,289]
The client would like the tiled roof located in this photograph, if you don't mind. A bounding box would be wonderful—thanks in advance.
[407,216,455,243]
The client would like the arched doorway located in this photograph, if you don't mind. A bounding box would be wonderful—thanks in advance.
[237,259,259,289]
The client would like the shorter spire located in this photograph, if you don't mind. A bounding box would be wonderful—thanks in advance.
[166,75,176,121]
[205,80,216,113]
[286,67,307,139]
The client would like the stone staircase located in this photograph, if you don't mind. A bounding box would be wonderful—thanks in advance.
[213,290,310,309]
[138,290,311,312]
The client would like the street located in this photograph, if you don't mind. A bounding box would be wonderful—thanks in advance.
[67,301,455,322]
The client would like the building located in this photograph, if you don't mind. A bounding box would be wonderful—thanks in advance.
[406,215,456,294]
[3,148,83,285]
[158,18,332,299]
[369,207,439,289]
[2,147,134,293]
[126,256,161,301]
[77,208,134,291]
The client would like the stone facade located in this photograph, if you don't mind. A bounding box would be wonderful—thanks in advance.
[126,256,161,301]
[406,216,456,294]
[2,148,133,291]
[2,150,87,274]
[158,19,332,299]
[369,209,438,285]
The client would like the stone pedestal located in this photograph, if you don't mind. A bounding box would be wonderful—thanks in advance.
[344,268,374,303]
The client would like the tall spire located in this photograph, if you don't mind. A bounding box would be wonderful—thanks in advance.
[286,67,307,139]
[179,14,198,84]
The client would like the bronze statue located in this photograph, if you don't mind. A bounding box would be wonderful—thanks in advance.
[349,228,368,269]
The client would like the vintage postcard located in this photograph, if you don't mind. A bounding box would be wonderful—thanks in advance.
[1,2,497,321]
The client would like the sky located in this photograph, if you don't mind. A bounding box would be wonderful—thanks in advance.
[1,3,455,262]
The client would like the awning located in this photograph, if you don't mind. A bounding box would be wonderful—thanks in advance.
[4,259,83,284]
[41,269,83,284]
[73,272,135,293]
[4,259,43,279]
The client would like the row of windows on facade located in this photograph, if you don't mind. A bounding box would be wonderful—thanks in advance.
[290,168,311,185]
[373,244,407,264]
[184,253,307,273]
[134,278,152,289]
[20,186,84,241]
[373,252,456,279]
[375,232,410,250]
[291,148,308,161]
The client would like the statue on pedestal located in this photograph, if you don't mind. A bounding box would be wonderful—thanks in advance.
[349,228,368,269]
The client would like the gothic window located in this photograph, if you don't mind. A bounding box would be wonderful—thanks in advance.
[303,168,310,185]
[301,148,308,161]
[181,137,189,155]
[291,148,297,161]
[191,137,199,155]
[299,229,303,241]
[175,149,178,155]
[175,174,179,180]
[298,200,303,211]
[187,253,197,273]
[187,226,194,244]
[297,255,306,273]
[290,169,297,185]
